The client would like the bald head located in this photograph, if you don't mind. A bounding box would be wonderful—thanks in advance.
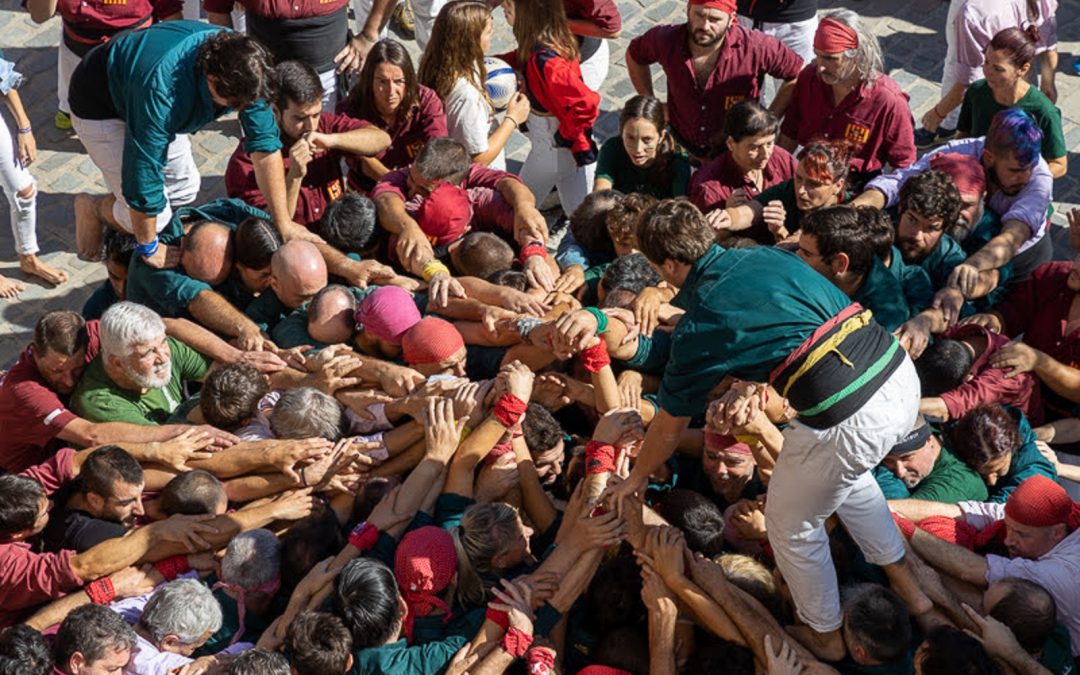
[270,240,328,309]
[182,222,235,286]
[308,284,357,345]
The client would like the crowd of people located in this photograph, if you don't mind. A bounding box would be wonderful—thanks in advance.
[0,0,1077,672]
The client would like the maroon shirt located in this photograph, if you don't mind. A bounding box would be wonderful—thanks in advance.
[0,448,82,629]
[204,0,345,19]
[225,111,364,227]
[938,324,1041,424]
[997,261,1080,420]
[689,145,797,213]
[53,0,181,40]
[627,21,802,157]
[0,322,101,474]
[564,0,621,33]
[780,64,916,176]
[338,86,448,192]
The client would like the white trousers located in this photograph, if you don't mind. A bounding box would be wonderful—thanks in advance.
[737,14,817,104]
[70,115,200,234]
[56,40,80,116]
[579,38,609,94]
[938,0,962,130]
[0,111,37,256]
[765,354,920,632]
[519,114,595,218]
[352,0,442,51]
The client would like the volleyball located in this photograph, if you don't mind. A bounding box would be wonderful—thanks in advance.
[484,57,518,110]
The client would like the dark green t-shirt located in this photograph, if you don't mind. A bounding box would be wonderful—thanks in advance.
[595,137,691,199]
[958,80,1067,161]
[126,261,211,319]
[884,246,935,315]
[72,337,210,425]
[852,255,913,332]
[874,444,989,503]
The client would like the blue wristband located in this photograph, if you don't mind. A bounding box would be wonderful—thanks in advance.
[135,237,160,259]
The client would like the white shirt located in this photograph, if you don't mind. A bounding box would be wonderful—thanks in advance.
[444,77,505,172]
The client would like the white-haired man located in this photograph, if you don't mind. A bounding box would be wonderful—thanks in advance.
[72,303,212,426]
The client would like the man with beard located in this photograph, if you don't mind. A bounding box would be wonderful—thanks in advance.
[226,61,390,229]
[42,445,147,552]
[72,302,213,426]
[625,0,803,161]
[873,418,988,503]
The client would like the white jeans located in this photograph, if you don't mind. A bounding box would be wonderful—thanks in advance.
[765,354,920,632]
[56,40,80,115]
[70,115,200,234]
[579,38,609,94]
[737,14,817,104]
[352,0,443,51]
[937,0,962,130]
[519,113,595,218]
[0,112,37,256]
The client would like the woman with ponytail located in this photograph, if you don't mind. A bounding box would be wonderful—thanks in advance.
[956,26,1066,178]
[593,95,691,199]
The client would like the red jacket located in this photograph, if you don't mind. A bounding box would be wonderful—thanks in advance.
[524,47,599,165]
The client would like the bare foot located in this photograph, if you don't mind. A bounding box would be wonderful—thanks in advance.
[786,624,846,662]
[75,193,105,261]
[0,274,26,299]
[20,255,69,286]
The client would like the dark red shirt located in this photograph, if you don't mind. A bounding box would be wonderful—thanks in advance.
[564,0,621,34]
[225,111,364,227]
[203,0,346,19]
[338,86,448,192]
[997,261,1080,419]
[0,322,101,474]
[627,21,803,157]
[53,0,180,37]
[689,145,797,213]
[938,323,1041,424]
[780,64,916,175]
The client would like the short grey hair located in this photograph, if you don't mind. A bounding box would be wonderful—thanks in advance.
[228,648,290,675]
[269,387,344,441]
[100,302,166,360]
[139,579,223,646]
[821,9,883,84]
[221,529,281,589]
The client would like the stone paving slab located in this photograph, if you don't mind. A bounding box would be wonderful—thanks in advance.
[0,0,1077,366]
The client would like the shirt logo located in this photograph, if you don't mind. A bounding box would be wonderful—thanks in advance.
[844,123,871,145]
[326,178,344,202]
[101,0,127,5]
[724,95,747,110]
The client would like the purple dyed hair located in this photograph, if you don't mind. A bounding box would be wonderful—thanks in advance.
[986,108,1043,169]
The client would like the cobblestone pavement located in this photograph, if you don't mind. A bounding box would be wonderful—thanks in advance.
[0,0,1077,365]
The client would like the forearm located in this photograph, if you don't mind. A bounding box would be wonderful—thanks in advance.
[129,208,158,246]
[24,590,94,630]
[2,89,31,129]
[589,363,621,414]
[647,607,678,675]
[627,410,689,484]
[188,291,262,340]
[186,440,289,478]
[625,55,654,97]
[512,436,558,534]
[164,318,241,364]
[888,499,962,521]
[935,82,967,115]
[667,575,743,645]
[1040,51,1058,88]
[920,397,950,420]
[474,118,520,165]
[358,0,394,39]
[1033,351,1080,403]
[445,415,506,495]
[370,439,425,477]
[285,172,302,221]
[58,418,188,449]
[964,221,1030,272]
[251,151,296,234]
[1047,156,1067,180]
[851,188,888,209]
[328,129,392,156]
[909,528,988,587]
[767,79,796,118]
[566,17,619,38]
[224,473,297,502]
[206,10,232,26]
[71,525,160,579]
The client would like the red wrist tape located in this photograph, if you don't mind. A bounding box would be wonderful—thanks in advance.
[86,577,116,605]
[526,646,556,674]
[503,626,533,658]
[485,441,515,467]
[892,512,917,540]
[519,243,548,262]
[580,339,610,373]
[348,521,380,552]
[584,440,616,474]
[486,606,510,630]
[494,393,528,429]
[154,555,191,581]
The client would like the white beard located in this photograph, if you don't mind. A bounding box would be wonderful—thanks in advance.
[127,360,172,390]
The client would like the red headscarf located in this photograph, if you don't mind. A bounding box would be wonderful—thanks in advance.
[417,182,473,247]
[929,152,987,198]
[688,0,736,13]
[402,317,465,366]
[1004,475,1080,530]
[394,526,458,642]
[704,430,752,456]
[814,17,859,54]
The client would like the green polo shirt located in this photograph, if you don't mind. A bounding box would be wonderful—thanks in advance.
[1040,624,1075,675]
[874,444,989,503]
[659,245,853,418]
[852,255,913,332]
[958,80,1067,161]
[884,246,934,315]
[246,289,290,334]
[72,337,210,425]
[349,637,468,675]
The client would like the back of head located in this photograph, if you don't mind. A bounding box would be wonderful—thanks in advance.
[798,139,852,187]
[986,108,1043,170]
[600,252,662,296]
[570,190,622,257]
[318,193,379,255]
[56,604,136,674]
[636,199,715,266]
[724,99,779,143]
[272,240,327,284]
[949,404,1019,470]
[33,310,88,358]
[914,339,973,397]
[334,558,403,649]
[657,489,726,557]
[899,170,962,230]
[228,648,290,675]
[308,285,359,346]
[488,269,528,292]
[841,584,912,663]
[801,205,876,277]
[100,302,165,360]
[987,577,1058,652]
[716,554,782,619]
[928,152,987,200]
[590,625,649,675]
[606,193,657,252]
[222,529,282,590]
[286,611,353,675]
[234,217,282,272]
[281,508,345,594]
[0,474,46,538]
[522,403,562,456]
[455,232,514,279]
[158,470,227,516]
[989,26,1040,70]
[855,206,895,260]
[270,387,344,441]
[80,445,144,498]
[197,31,274,109]
[140,578,224,647]
[450,502,521,607]
[415,138,471,184]
[584,554,646,635]
[0,625,51,675]
[274,60,324,110]
[916,626,995,675]
[103,230,137,270]
[200,363,269,431]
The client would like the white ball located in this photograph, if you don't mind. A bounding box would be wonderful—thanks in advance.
[484,57,518,111]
